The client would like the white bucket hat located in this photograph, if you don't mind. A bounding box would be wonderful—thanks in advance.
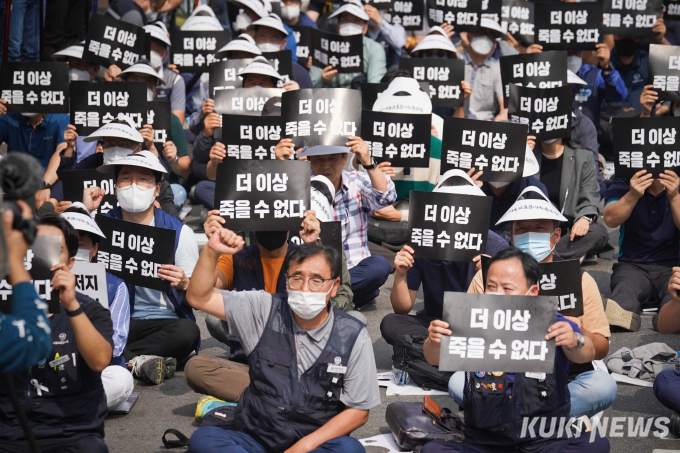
[496,186,568,225]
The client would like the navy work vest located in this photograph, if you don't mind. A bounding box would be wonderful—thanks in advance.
[238,294,364,452]
[0,294,109,442]
[105,0,146,25]
[462,366,570,452]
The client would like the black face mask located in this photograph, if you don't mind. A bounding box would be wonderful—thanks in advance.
[615,38,640,58]
[255,231,288,251]
[423,49,448,59]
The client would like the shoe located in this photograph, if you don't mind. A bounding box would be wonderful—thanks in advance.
[671,412,680,438]
[129,355,165,385]
[164,357,177,380]
[604,298,641,332]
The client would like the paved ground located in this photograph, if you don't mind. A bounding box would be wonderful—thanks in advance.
[104,214,680,453]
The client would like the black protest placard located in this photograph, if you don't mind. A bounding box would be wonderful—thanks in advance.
[500,51,568,103]
[534,1,603,51]
[385,0,425,30]
[0,62,69,113]
[399,58,465,108]
[61,169,119,216]
[0,236,62,314]
[501,0,534,47]
[147,101,172,149]
[407,191,492,262]
[508,84,572,141]
[538,260,583,317]
[94,215,176,292]
[214,87,284,116]
[360,82,430,109]
[292,26,313,61]
[209,59,250,96]
[440,118,526,182]
[665,0,680,20]
[219,114,282,160]
[604,0,663,36]
[482,0,502,23]
[262,50,293,87]
[361,110,431,167]
[71,261,109,309]
[613,117,680,178]
[363,0,393,9]
[649,44,680,102]
[282,88,361,147]
[69,81,147,135]
[83,14,149,69]
[213,160,311,231]
[426,0,484,31]
[310,29,363,73]
[439,293,557,373]
[170,30,231,73]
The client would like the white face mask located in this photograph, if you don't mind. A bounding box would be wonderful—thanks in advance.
[543,138,557,144]
[287,286,333,320]
[145,8,158,21]
[147,88,155,102]
[470,35,494,56]
[75,248,92,262]
[116,183,157,213]
[258,42,280,53]
[70,68,91,81]
[103,146,135,165]
[280,4,300,20]
[150,50,164,69]
[234,12,252,31]
[339,22,364,36]
[567,55,582,75]
[489,181,509,189]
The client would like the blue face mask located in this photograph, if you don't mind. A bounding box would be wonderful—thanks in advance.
[513,231,555,262]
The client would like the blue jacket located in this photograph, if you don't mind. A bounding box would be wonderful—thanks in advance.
[574,63,627,125]
[608,48,649,111]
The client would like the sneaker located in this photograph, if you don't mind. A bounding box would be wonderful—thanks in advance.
[604,298,641,332]
[164,357,177,380]
[671,412,680,438]
[129,355,165,385]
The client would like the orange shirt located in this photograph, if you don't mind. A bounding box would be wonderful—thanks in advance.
[217,254,286,294]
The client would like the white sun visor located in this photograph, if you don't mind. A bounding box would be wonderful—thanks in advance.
[239,56,284,80]
[97,150,168,174]
[496,186,568,225]
[120,62,164,85]
[253,13,289,36]
[233,0,268,18]
[83,117,143,143]
[372,77,432,114]
[412,34,456,54]
[61,210,106,238]
[434,169,486,196]
[523,146,540,177]
[329,0,369,21]
[144,23,171,46]
[53,44,84,59]
[297,145,350,158]
[218,33,263,55]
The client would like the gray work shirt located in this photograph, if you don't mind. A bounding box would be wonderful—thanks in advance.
[156,66,186,114]
[460,48,504,121]
[222,290,381,411]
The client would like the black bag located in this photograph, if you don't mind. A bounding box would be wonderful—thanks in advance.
[385,396,464,450]
[392,334,452,392]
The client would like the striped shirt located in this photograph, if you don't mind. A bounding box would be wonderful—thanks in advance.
[106,273,130,358]
[333,171,397,268]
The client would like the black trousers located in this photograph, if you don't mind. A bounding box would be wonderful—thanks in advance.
[555,221,609,261]
[123,318,200,362]
[42,0,87,60]
[380,313,438,346]
[0,434,107,453]
[609,262,674,314]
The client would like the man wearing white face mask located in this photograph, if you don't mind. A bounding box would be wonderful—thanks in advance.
[466,187,616,419]
[186,236,380,453]
[61,204,135,411]
[83,151,201,385]
[309,0,387,88]
[280,0,317,28]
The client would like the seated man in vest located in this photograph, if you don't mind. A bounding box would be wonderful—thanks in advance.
[275,138,397,308]
[186,234,379,453]
[465,187,616,419]
[421,248,608,453]
[603,169,680,332]
[0,214,114,453]
[383,170,509,345]
[61,204,134,411]
[653,267,680,437]
[82,151,200,385]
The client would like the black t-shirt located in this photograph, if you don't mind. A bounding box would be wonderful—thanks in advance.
[540,154,564,208]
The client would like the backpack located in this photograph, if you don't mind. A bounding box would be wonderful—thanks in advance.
[392,335,452,392]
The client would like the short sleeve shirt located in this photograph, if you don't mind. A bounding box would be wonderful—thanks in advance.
[221,290,382,410]
[461,48,503,121]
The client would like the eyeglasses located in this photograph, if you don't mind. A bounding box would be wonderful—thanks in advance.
[287,276,333,292]
[101,140,137,149]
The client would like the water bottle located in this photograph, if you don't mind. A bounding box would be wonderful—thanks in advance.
[675,352,680,371]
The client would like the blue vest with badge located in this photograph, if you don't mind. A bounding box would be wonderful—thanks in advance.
[462,366,570,452]
[237,294,363,452]
[573,64,600,125]
[105,0,146,24]
[0,293,109,442]
[107,207,196,322]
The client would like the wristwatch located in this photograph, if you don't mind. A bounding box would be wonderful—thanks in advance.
[362,158,377,171]
[65,303,84,317]
[567,332,585,352]
[599,61,613,73]
[41,181,53,190]
[171,155,179,164]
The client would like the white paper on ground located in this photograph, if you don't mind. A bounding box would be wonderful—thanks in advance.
[377,372,392,380]
[359,433,401,452]
[378,374,448,396]
[611,372,654,388]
